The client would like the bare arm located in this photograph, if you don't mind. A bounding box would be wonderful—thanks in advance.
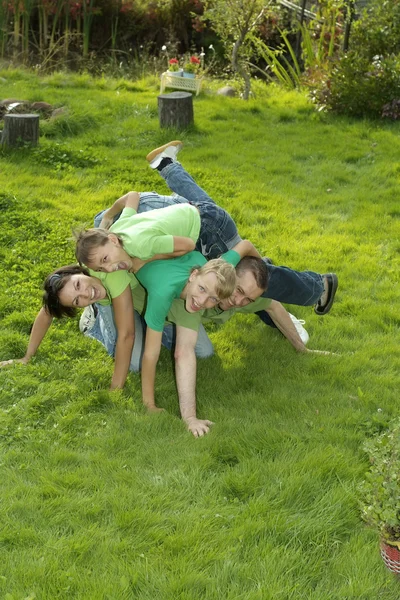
[265,300,334,355]
[130,237,196,273]
[232,239,261,259]
[109,286,136,389]
[174,326,214,437]
[265,300,306,352]
[141,327,164,412]
[0,307,53,368]
[99,191,140,229]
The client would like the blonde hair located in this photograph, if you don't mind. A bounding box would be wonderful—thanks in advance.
[195,259,236,299]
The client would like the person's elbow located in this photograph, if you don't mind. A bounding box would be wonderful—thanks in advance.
[173,237,196,254]
[119,327,135,347]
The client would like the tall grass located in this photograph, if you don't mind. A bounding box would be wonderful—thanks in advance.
[0,70,399,598]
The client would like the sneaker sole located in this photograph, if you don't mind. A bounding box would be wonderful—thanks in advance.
[314,273,338,315]
[146,140,183,164]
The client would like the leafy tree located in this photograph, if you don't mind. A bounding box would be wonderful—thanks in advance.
[203,0,271,99]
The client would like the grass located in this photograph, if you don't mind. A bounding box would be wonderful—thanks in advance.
[0,68,399,599]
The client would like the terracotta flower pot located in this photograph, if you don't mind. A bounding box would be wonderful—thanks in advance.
[380,540,400,575]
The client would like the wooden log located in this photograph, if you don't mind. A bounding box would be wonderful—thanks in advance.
[158,91,194,130]
[2,114,40,147]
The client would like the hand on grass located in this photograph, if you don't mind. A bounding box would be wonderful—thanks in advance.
[0,357,29,368]
[305,349,339,356]
[185,417,214,438]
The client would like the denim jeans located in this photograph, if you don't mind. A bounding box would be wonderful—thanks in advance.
[159,162,242,258]
[85,304,214,370]
[257,261,324,328]
[86,304,145,372]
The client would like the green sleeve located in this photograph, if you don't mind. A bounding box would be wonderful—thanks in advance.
[149,234,174,255]
[89,270,135,306]
[220,249,241,267]
[118,206,137,219]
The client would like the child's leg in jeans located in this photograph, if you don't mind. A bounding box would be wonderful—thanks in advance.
[158,161,216,205]
[157,161,241,258]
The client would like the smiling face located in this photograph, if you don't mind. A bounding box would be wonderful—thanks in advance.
[86,234,133,273]
[182,270,221,313]
[58,274,107,308]
[218,270,264,311]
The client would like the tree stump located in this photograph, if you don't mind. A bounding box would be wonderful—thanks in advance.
[2,114,40,147]
[158,92,194,130]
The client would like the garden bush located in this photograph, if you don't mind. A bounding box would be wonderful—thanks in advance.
[314,0,400,118]
[323,52,400,118]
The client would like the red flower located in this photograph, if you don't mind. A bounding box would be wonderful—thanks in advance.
[169,58,179,65]
[190,56,200,64]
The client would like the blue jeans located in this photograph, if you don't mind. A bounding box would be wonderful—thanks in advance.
[159,162,242,258]
[86,304,145,372]
[85,304,214,370]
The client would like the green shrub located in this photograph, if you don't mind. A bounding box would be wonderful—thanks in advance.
[322,52,400,117]
[351,0,400,60]
[361,417,400,542]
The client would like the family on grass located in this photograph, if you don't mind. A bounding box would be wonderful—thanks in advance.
[0,141,338,437]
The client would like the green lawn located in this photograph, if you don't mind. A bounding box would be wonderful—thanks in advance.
[0,69,399,599]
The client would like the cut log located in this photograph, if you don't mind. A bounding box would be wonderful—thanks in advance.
[2,114,40,147]
[158,91,194,130]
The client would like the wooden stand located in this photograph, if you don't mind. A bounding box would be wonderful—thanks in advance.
[158,92,194,130]
[2,114,39,147]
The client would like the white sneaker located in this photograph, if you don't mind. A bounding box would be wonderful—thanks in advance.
[146,140,182,169]
[79,305,97,333]
[289,313,309,345]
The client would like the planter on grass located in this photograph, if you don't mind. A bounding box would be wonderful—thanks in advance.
[380,540,400,575]
[361,416,400,576]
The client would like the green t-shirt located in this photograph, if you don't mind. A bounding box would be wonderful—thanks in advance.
[132,285,202,332]
[88,269,138,305]
[109,203,201,260]
[89,269,201,331]
[201,296,272,325]
[136,249,240,332]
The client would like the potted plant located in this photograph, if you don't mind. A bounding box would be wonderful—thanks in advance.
[183,56,200,78]
[361,417,400,575]
[167,58,182,76]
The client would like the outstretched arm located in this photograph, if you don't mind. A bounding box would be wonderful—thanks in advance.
[265,300,306,352]
[265,300,333,355]
[141,327,164,412]
[130,237,196,273]
[99,191,140,229]
[174,326,214,437]
[109,286,136,389]
[0,307,53,368]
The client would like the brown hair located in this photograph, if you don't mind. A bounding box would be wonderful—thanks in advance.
[235,257,269,291]
[195,259,236,299]
[75,228,122,266]
[43,264,90,319]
